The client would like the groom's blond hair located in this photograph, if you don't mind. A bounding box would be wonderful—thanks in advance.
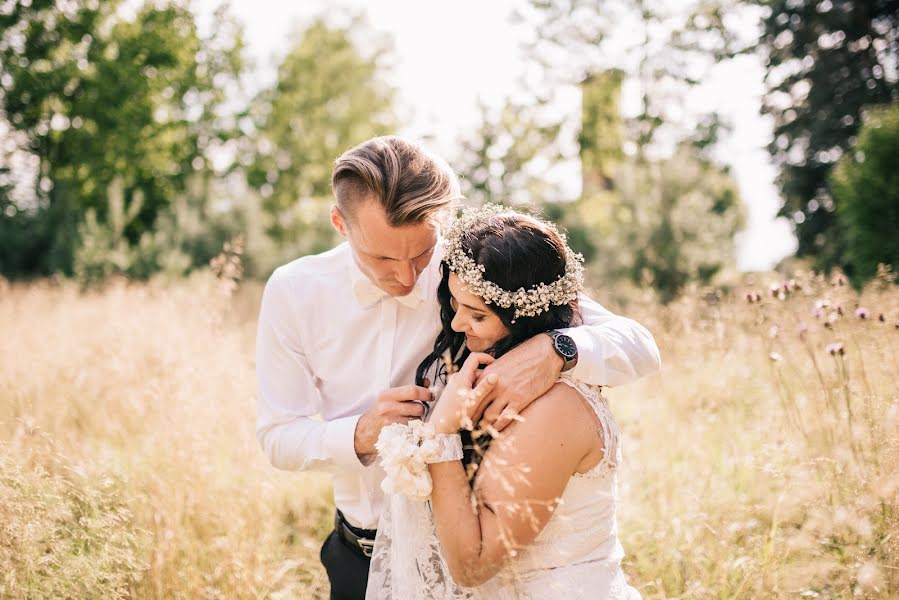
[331,136,461,226]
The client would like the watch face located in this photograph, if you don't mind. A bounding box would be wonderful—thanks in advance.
[554,334,577,359]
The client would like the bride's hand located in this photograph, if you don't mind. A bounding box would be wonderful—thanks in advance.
[430,353,498,434]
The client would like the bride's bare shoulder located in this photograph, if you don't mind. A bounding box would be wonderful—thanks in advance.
[506,381,598,438]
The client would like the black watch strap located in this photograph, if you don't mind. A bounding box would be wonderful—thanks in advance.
[548,330,578,372]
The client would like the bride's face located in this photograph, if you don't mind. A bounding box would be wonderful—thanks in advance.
[447,273,510,353]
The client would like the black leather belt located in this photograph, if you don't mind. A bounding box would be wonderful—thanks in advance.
[335,510,377,558]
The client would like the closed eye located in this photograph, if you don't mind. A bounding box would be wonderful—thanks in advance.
[450,292,489,320]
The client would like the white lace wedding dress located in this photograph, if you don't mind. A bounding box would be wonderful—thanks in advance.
[365,375,641,600]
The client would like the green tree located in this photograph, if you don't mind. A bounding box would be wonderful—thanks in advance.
[831,104,899,286]
[561,143,744,303]
[0,0,245,277]
[520,0,751,155]
[579,70,625,192]
[512,0,748,301]
[455,99,563,207]
[618,146,744,301]
[757,0,899,273]
[563,71,744,302]
[247,18,395,254]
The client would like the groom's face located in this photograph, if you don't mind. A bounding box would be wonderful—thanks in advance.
[331,197,439,297]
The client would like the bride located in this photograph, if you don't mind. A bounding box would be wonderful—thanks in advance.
[366,205,641,599]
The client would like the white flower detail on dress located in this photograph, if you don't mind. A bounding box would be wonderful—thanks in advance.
[376,420,463,501]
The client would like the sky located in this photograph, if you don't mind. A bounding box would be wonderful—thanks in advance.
[197,0,797,272]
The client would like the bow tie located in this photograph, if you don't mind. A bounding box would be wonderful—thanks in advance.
[352,278,423,309]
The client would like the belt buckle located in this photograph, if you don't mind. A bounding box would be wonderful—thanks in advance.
[358,537,375,558]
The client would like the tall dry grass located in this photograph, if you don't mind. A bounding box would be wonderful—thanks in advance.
[1,267,897,598]
[1,274,332,599]
[613,269,899,598]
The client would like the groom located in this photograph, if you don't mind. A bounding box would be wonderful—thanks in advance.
[255,135,660,599]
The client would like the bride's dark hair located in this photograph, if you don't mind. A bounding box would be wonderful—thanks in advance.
[415,210,581,390]
[415,211,581,475]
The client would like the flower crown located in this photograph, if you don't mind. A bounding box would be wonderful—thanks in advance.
[443,204,585,320]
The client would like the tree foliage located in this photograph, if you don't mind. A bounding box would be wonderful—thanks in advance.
[1,6,397,281]
[831,104,899,286]
[513,1,746,300]
[757,0,899,272]
[562,141,745,304]
[247,18,395,251]
[454,99,563,207]
[0,0,245,277]
[521,0,752,155]
[613,146,744,301]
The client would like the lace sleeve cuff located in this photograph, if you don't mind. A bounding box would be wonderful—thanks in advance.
[429,431,463,463]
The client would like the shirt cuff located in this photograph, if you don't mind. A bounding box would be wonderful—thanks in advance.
[558,325,595,381]
[322,413,366,468]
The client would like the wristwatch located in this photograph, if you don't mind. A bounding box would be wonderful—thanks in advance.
[546,330,578,372]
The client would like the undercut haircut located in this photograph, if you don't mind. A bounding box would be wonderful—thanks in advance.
[331,136,461,226]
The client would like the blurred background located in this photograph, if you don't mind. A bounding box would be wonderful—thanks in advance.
[1,0,895,295]
[1,1,898,599]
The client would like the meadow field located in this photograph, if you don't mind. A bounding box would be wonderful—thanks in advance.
[1,268,897,599]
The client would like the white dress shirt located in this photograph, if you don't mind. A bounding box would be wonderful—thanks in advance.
[256,242,660,529]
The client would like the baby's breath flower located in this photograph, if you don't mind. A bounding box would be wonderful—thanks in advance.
[855,307,869,319]
[444,204,584,319]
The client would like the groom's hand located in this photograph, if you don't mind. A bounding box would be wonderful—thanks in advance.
[475,333,563,433]
[354,385,433,460]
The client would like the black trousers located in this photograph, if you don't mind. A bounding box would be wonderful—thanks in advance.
[320,524,373,600]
